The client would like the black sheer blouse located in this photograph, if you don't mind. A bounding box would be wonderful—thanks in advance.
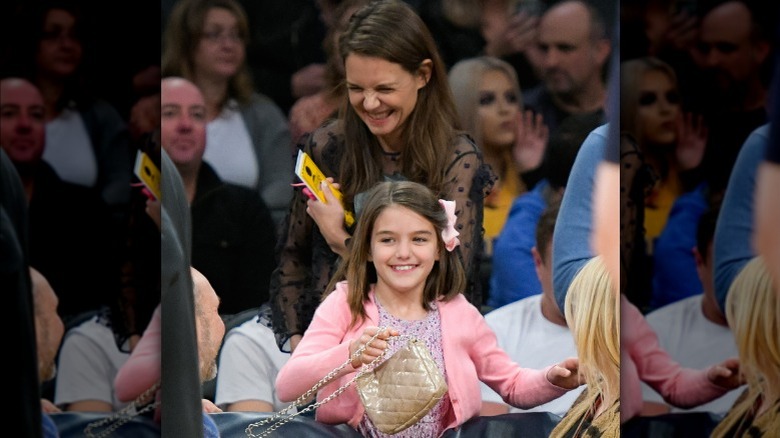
[269,120,495,349]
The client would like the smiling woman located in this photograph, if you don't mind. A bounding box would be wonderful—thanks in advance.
[268,0,496,355]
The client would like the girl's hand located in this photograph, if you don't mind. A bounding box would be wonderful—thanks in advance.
[546,357,583,389]
[707,357,743,390]
[676,112,708,171]
[513,110,548,173]
[349,326,400,369]
[305,178,350,257]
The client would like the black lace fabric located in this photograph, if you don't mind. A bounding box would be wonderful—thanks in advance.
[269,122,495,349]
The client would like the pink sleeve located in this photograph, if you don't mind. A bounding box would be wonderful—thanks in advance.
[114,305,161,402]
[622,295,727,408]
[463,299,569,409]
[275,285,361,402]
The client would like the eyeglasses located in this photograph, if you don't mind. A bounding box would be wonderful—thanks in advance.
[201,30,243,44]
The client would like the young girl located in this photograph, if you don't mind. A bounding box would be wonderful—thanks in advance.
[275,180,582,437]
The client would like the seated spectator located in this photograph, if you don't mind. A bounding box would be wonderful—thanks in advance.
[489,112,601,308]
[112,267,224,436]
[214,304,295,412]
[480,203,585,417]
[160,76,278,315]
[714,123,769,312]
[712,257,779,437]
[162,0,294,225]
[4,1,133,213]
[31,267,65,438]
[550,256,620,437]
[54,306,137,412]
[641,209,742,416]
[650,182,712,309]
[0,77,117,322]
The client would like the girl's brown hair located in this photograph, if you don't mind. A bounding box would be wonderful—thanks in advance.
[325,181,466,326]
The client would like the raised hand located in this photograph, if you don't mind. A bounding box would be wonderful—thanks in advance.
[676,112,708,171]
[513,110,549,172]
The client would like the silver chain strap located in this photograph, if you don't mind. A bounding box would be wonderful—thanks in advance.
[83,381,161,438]
[246,327,410,437]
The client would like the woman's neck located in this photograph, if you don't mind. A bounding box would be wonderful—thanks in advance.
[194,75,229,121]
[35,76,65,121]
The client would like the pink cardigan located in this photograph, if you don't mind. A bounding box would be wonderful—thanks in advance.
[621,294,729,422]
[276,282,569,434]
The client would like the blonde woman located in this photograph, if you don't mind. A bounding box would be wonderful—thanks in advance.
[448,56,547,250]
[620,56,707,249]
[550,256,620,438]
[712,257,779,437]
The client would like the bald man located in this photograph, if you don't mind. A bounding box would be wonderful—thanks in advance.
[1,78,116,322]
[160,77,278,316]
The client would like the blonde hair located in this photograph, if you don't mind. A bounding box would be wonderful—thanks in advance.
[550,256,620,438]
[448,56,523,151]
[619,57,679,143]
[713,256,780,437]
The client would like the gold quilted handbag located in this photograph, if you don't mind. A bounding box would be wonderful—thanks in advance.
[245,329,447,437]
[356,337,448,434]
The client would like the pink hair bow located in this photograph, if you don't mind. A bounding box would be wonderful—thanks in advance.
[438,199,460,252]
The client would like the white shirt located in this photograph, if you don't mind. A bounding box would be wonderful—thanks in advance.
[204,101,258,189]
[641,294,741,415]
[54,314,132,411]
[214,317,295,412]
[44,108,98,187]
[480,294,583,417]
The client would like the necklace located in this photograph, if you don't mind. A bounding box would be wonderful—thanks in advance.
[381,149,401,161]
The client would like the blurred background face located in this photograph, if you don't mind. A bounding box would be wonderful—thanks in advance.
[477,69,519,150]
[536,2,603,97]
[160,79,208,167]
[0,79,46,164]
[636,69,680,146]
[35,8,83,78]
[695,2,765,91]
[194,7,245,81]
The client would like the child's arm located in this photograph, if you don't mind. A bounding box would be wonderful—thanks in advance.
[468,306,571,409]
[275,287,361,402]
[623,297,734,408]
[546,357,584,389]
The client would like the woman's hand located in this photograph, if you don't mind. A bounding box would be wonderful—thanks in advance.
[349,326,400,369]
[305,179,351,257]
[513,110,548,173]
[676,112,708,171]
[546,357,583,390]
